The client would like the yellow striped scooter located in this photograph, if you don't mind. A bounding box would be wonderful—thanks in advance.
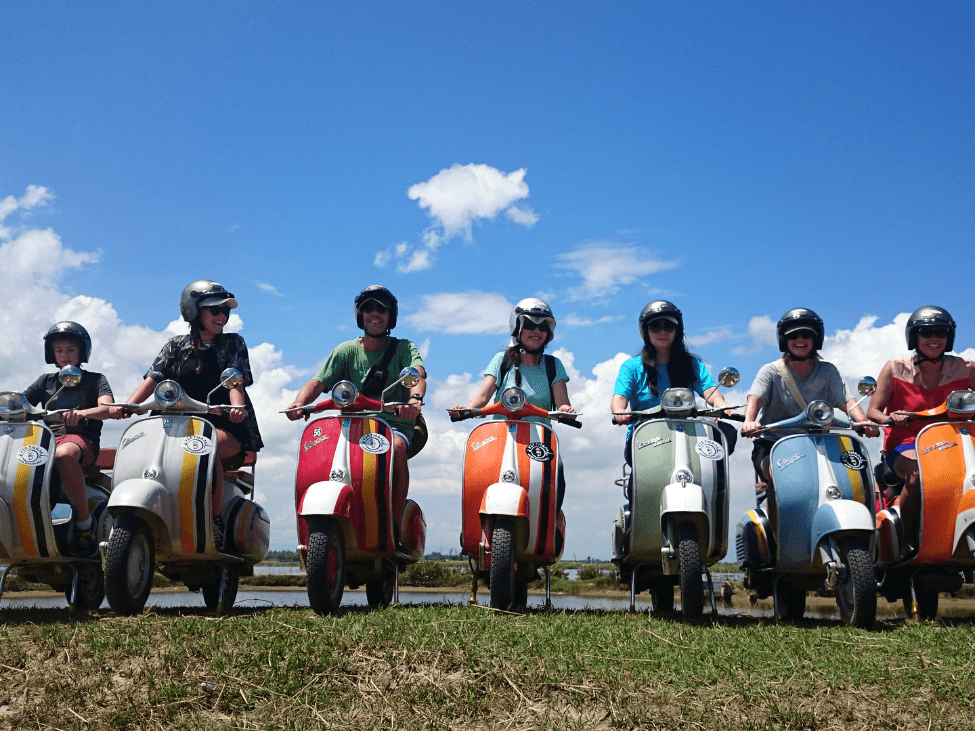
[103,369,270,614]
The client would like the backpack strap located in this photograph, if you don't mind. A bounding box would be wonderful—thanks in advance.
[495,353,558,406]
[776,359,808,410]
[358,337,399,398]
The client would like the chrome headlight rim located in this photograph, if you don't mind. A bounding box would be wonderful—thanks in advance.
[0,392,26,416]
[661,387,695,417]
[154,380,182,408]
[806,399,834,427]
[499,387,527,413]
[331,380,359,408]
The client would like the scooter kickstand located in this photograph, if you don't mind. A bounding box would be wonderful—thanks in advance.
[703,565,718,619]
[393,563,400,605]
[468,558,478,605]
[67,565,81,610]
[544,566,552,610]
[629,568,637,613]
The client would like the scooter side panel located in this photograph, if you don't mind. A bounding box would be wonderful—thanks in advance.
[461,422,509,557]
[629,419,729,563]
[294,416,394,555]
[916,422,973,563]
[0,423,56,560]
[113,416,216,556]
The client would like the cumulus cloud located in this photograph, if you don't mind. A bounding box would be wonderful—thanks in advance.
[686,327,735,347]
[554,244,680,301]
[406,291,513,335]
[734,314,778,354]
[256,282,284,297]
[562,314,615,327]
[376,164,538,273]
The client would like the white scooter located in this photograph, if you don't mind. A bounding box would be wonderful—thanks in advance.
[103,369,270,614]
[0,366,113,609]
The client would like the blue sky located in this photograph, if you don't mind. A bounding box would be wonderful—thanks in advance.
[2,2,973,560]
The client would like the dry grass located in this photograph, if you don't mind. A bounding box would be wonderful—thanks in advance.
[0,604,973,729]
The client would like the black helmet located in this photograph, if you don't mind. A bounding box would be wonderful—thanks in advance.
[906,305,956,351]
[179,280,238,323]
[638,300,683,344]
[354,285,398,331]
[44,321,92,364]
[777,308,824,352]
[509,297,556,345]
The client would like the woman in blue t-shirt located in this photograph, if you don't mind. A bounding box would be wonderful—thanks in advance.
[611,300,733,463]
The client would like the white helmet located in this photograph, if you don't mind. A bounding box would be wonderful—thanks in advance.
[509,298,556,345]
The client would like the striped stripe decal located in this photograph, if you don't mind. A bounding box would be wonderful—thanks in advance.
[176,419,212,554]
[746,509,769,557]
[836,435,866,505]
[13,425,42,557]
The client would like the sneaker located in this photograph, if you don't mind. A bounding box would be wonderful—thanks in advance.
[75,528,98,558]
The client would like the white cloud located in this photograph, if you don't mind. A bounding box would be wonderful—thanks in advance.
[376,164,538,272]
[562,314,614,327]
[743,314,777,351]
[554,244,680,300]
[686,327,734,347]
[406,291,513,335]
[0,185,54,238]
[256,282,284,297]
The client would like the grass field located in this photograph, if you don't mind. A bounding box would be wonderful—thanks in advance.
[0,602,973,730]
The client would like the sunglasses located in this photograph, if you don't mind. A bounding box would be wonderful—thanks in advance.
[522,320,550,333]
[360,301,389,314]
[647,320,677,333]
[205,306,232,317]
[918,327,949,339]
[785,329,815,341]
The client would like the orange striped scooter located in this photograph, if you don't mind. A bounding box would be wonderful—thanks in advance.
[875,390,975,619]
[288,367,426,615]
[104,368,270,614]
[0,366,114,609]
[450,387,581,611]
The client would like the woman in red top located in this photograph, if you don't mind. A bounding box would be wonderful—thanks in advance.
[867,306,975,544]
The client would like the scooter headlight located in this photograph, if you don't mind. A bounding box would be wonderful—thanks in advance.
[947,390,975,415]
[661,388,695,417]
[806,400,834,427]
[0,392,26,416]
[499,387,527,412]
[154,380,182,408]
[332,380,359,408]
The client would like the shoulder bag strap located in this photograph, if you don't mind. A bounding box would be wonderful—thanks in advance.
[776,359,807,411]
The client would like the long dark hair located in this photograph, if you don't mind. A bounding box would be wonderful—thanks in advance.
[639,331,700,396]
[500,340,548,389]
[189,321,209,374]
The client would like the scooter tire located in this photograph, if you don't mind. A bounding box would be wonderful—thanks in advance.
[903,591,938,621]
[836,544,876,629]
[366,563,396,610]
[650,578,675,613]
[202,565,240,613]
[489,518,516,611]
[306,520,345,615]
[678,523,704,619]
[774,583,806,621]
[104,516,154,615]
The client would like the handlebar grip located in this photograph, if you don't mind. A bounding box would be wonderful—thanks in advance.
[562,418,583,429]
[722,413,746,423]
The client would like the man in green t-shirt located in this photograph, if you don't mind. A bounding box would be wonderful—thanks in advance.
[286,286,426,536]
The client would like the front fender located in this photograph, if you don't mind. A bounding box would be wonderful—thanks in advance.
[108,479,173,527]
[811,500,874,554]
[659,482,707,519]
[298,481,355,520]
[480,483,530,518]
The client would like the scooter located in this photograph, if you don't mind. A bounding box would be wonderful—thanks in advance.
[736,380,879,628]
[0,365,113,609]
[450,386,581,611]
[103,368,270,614]
[611,368,743,619]
[289,367,426,614]
[874,389,975,620]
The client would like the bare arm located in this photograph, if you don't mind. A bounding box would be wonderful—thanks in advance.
[551,380,576,416]
[109,377,158,419]
[285,379,327,421]
[611,394,631,425]
[866,361,898,425]
[701,386,731,411]
[741,394,764,437]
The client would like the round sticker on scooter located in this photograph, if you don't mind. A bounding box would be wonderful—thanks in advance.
[694,439,725,461]
[525,442,554,462]
[840,450,866,471]
[359,433,391,455]
[17,445,49,467]
[182,435,214,456]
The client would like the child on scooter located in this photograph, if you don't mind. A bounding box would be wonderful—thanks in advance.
[23,322,114,557]
[110,280,263,546]
[866,306,975,548]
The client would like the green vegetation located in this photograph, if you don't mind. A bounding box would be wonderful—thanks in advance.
[0,604,972,729]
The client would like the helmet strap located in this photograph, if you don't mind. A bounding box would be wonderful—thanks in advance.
[520,344,546,357]
[786,352,813,363]
[914,351,944,365]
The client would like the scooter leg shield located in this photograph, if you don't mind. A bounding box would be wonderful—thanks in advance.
[736,509,774,570]
[876,508,902,565]
[401,499,426,559]
[0,500,13,558]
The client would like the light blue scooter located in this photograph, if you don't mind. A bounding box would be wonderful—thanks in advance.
[736,393,879,628]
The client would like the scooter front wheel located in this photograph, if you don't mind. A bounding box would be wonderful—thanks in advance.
[68,564,105,610]
[678,523,704,619]
[835,542,877,629]
[307,519,345,615]
[104,516,154,615]
[489,518,516,610]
